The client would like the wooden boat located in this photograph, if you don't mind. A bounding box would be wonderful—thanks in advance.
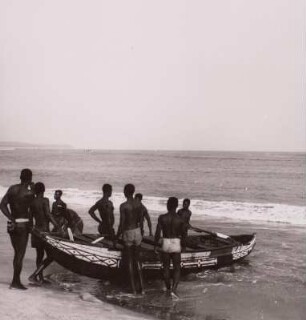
[32,229,256,279]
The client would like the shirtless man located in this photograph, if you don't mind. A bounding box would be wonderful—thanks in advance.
[51,190,83,235]
[88,184,115,239]
[135,193,153,236]
[116,184,144,294]
[29,182,58,283]
[51,190,67,231]
[0,168,35,289]
[62,208,84,236]
[177,198,192,225]
[29,204,83,281]
[154,197,187,298]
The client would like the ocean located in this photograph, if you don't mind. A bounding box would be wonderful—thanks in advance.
[0,149,305,320]
[0,149,305,224]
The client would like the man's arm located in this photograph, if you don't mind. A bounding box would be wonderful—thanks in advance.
[0,188,14,221]
[116,204,125,239]
[181,221,188,252]
[154,216,162,252]
[44,199,58,228]
[51,202,56,215]
[143,208,153,236]
[110,202,115,227]
[88,202,102,224]
[106,203,115,235]
[187,210,192,225]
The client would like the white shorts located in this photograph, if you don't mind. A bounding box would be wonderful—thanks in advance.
[162,238,181,253]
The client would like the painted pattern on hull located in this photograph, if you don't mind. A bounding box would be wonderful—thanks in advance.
[45,234,256,272]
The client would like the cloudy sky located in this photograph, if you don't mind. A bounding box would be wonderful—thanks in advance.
[0,0,305,151]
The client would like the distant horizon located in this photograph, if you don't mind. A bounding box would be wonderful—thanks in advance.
[0,140,305,153]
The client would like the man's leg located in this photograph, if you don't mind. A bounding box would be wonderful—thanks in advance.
[36,247,45,268]
[125,245,137,294]
[9,228,29,289]
[36,247,46,281]
[171,253,181,294]
[161,252,171,291]
[134,246,144,294]
[29,256,53,281]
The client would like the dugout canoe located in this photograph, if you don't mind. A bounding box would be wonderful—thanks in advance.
[32,229,256,279]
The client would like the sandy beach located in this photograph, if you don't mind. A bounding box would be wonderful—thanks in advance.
[1,209,305,320]
[0,215,154,320]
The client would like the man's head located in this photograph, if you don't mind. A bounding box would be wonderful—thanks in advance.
[124,184,135,198]
[167,197,179,211]
[102,184,112,196]
[54,190,63,200]
[183,198,190,209]
[135,193,143,202]
[20,168,32,183]
[34,182,45,195]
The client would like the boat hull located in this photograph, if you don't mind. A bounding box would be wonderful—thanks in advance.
[37,231,256,279]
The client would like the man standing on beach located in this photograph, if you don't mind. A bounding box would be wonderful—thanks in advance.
[88,184,115,239]
[29,182,58,283]
[0,168,35,289]
[154,197,187,299]
[135,193,153,236]
[177,198,192,226]
[116,184,144,294]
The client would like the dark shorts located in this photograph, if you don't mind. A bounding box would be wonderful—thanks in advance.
[31,233,44,249]
[8,222,30,255]
[7,221,31,235]
[98,223,115,237]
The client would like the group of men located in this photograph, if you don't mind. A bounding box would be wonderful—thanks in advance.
[0,168,192,298]
[0,169,84,288]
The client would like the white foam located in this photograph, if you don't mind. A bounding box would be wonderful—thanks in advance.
[0,185,305,225]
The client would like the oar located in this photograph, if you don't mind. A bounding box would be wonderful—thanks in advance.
[67,227,74,241]
[91,236,104,244]
[189,225,238,245]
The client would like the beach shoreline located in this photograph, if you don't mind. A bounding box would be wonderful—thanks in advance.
[1,209,305,320]
[0,213,155,320]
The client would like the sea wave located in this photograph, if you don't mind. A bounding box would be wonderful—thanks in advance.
[1,185,305,225]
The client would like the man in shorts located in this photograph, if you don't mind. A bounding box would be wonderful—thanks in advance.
[154,197,188,298]
[29,204,83,280]
[88,184,115,239]
[0,168,35,289]
[29,182,58,283]
[116,184,144,294]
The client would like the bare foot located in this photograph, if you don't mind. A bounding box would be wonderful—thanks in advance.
[28,275,39,283]
[10,282,28,290]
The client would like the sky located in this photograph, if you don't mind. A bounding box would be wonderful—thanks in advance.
[0,0,305,151]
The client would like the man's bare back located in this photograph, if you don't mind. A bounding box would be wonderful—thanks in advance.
[120,199,142,231]
[3,183,35,220]
[157,213,186,239]
[30,196,51,232]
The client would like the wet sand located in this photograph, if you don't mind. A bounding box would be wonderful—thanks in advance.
[0,214,154,320]
[91,218,306,320]
[1,210,305,320]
